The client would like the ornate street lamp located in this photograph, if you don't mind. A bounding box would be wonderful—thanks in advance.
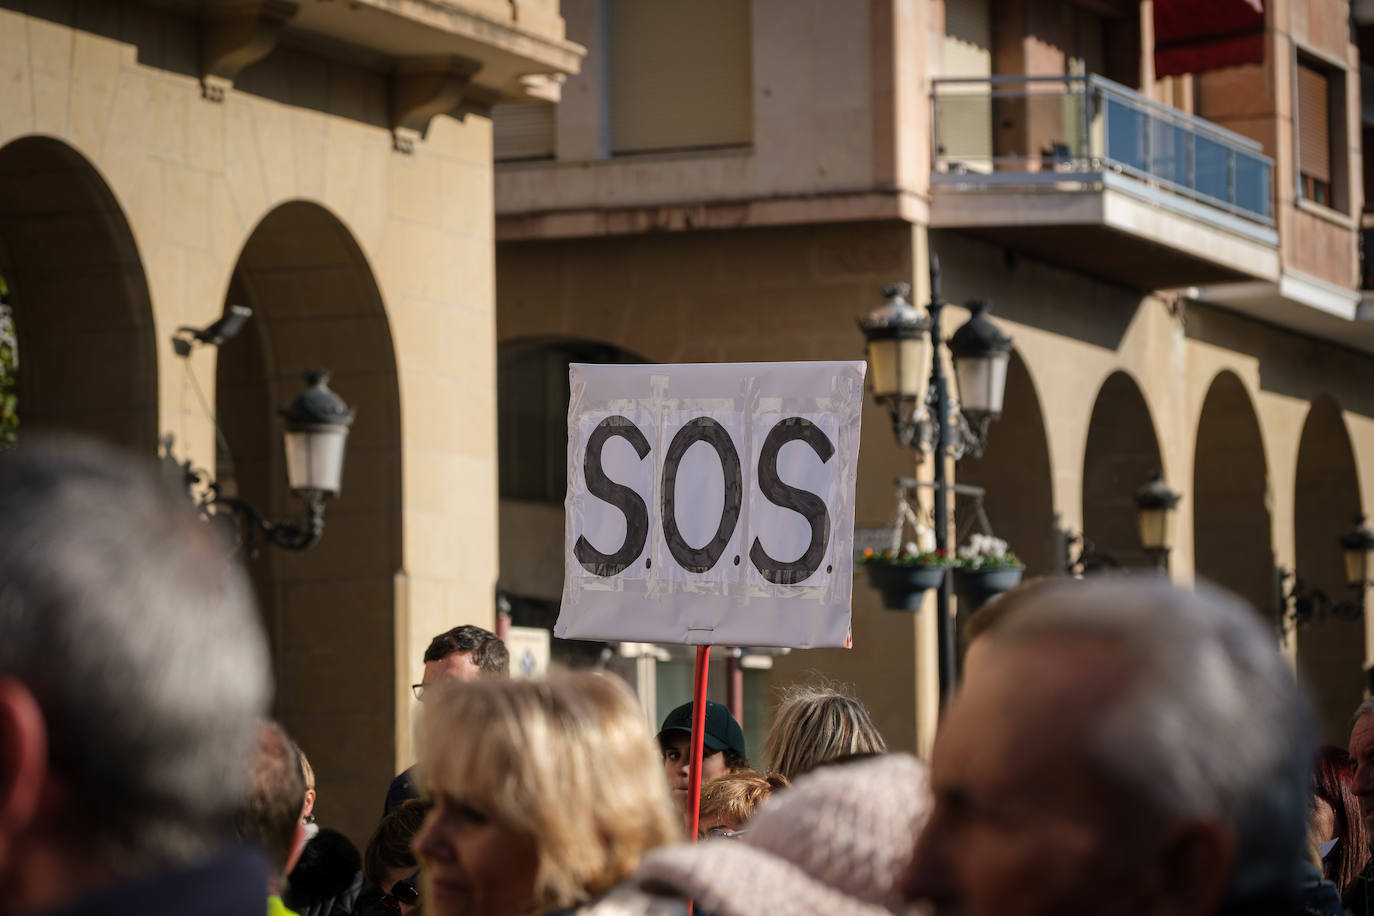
[859,255,1013,702]
[166,306,356,556]
[949,300,1013,444]
[1278,516,1374,632]
[205,370,356,554]
[1133,470,1181,573]
[859,283,930,449]
[1340,516,1374,590]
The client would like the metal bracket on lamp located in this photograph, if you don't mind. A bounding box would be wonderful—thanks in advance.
[164,304,356,557]
[1275,566,1363,634]
[887,379,994,460]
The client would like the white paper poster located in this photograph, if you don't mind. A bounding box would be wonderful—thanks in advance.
[555,361,866,649]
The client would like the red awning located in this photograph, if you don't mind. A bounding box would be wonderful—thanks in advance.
[1154,0,1265,78]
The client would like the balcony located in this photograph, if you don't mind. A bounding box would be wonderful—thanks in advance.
[930,75,1279,289]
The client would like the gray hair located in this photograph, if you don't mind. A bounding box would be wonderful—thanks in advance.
[988,577,1315,904]
[1352,696,1374,728]
[0,436,270,870]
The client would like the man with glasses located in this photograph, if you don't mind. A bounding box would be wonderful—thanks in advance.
[384,625,509,814]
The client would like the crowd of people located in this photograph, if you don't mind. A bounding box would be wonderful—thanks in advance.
[0,435,1369,916]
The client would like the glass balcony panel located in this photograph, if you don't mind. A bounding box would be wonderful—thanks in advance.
[935,92,995,172]
[1234,152,1271,220]
[1195,136,1230,206]
[1149,119,1188,187]
[1105,97,1147,173]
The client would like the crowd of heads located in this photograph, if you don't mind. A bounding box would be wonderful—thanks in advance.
[0,434,1362,916]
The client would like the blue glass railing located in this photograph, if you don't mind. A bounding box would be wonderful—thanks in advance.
[932,74,1274,225]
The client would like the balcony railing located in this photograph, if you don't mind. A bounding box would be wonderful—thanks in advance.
[932,74,1274,226]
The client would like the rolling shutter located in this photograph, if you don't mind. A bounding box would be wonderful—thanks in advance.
[493,102,555,162]
[1298,62,1331,184]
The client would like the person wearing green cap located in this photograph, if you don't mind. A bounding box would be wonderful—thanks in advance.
[656,701,751,819]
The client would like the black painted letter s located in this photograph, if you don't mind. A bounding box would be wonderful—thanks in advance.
[750,417,834,585]
[574,416,651,577]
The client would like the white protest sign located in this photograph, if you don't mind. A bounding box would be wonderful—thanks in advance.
[555,361,866,649]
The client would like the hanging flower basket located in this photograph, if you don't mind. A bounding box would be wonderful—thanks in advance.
[953,534,1023,613]
[861,546,950,611]
[952,565,1024,612]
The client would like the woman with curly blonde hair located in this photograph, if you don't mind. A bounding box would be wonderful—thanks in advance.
[697,770,789,839]
[413,671,680,916]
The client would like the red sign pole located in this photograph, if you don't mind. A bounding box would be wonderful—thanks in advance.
[686,645,712,843]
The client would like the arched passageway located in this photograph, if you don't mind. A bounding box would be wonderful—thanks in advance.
[215,201,402,845]
[1082,371,1164,571]
[1192,371,1273,614]
[1294,396,1364,743]
[0,137,156,450]
[956,349,1056,576]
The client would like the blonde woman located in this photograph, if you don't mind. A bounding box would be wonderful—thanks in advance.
[762,686,886,781]
[413,671,681,916]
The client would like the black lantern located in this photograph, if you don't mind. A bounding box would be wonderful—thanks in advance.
[1134,471,1181,572]
[1340,516,1374,590]
[858,283,931,434]
[280,370,356,499]
[949,299,1013,433]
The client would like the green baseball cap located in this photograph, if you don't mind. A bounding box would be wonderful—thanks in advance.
[658,700,747,759]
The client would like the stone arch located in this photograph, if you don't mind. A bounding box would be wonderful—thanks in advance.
[1192,370,1273,614]
[956,349,1056,576]
[1082,370,1166,571]
[1294,395,1364,743]
[215,200,401,845]
[0,136,156,449]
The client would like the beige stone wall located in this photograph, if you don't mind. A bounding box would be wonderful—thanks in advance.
[0,3,500,845]
[497,221,937,753]
[497,0,883,215]
[498,220,1374,754]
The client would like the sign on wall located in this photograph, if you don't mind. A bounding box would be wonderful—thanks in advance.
[555,361,866,649]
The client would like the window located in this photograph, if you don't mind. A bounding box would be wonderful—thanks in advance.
[1297,56,1347,211]
[497,339,646,502]
[608,0,752,154]
[493,102,556,162]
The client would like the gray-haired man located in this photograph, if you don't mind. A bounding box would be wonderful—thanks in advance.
[0,437,271,914]
[903,577,1316,916]
[1343,697,1374,914]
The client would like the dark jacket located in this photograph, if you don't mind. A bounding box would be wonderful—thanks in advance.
[384,766,419,816]
[283,829,363,916]
[1345,856,1374,916]
[40,846,268,916]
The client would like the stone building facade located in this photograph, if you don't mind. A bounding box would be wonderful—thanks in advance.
[0,0,581,844]
[493,0,1374,754]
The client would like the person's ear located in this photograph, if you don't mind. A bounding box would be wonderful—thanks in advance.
[1148,819,1235,916]
[284,820,309,877]
[0,678,48,862]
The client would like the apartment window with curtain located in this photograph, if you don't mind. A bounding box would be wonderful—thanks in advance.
[608,0,752,155]
[1297,56,1347,211]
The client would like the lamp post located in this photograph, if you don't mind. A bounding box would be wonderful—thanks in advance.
[1278,516,1374,631]
[177,370,356,555]
[1133,470,1181,573]
[859,255,1012,702]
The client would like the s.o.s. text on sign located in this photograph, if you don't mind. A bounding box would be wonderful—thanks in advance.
[555,361,865,649]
